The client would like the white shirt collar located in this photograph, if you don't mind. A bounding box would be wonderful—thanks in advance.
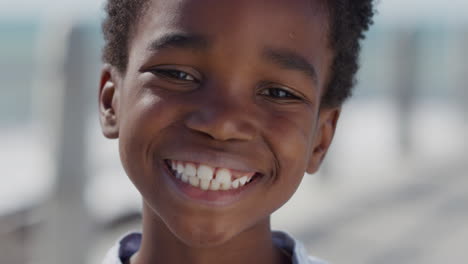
[102,230,327,264]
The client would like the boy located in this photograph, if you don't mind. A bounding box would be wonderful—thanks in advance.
[99,0,374,263]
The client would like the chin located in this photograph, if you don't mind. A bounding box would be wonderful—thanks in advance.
[167,219,239,248]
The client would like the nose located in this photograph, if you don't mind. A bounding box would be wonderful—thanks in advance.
[184,93,259,142]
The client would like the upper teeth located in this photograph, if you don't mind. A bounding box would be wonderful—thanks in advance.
[169,160,255,191]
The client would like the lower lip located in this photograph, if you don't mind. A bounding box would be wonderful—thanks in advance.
[161,160,262,207]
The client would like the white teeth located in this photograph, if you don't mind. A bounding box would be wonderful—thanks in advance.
[176,162,184,174]
[200,179,210,190]
[239,176,248,186]
[232,179,240,189]
[189,176,200,187]
[210,180,221,191]
[221,181,231,190]
[185,163,197,177]
[215,169,231,184]
[197,165,214,180]
[181,173,188,182]
[216,169,232,190]
[170,160,255,191]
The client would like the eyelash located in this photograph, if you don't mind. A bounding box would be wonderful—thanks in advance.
[151,68,301,101]
[259,87,301,100]
[152,69,199,82]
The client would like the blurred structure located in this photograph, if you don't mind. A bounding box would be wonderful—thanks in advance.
[0,1,467,264]
[394,30,418,155]
[29,24,93,264]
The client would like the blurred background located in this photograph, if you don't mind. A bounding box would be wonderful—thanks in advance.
[0,0,466,263]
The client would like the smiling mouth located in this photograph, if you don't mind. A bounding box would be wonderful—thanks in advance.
[164,159,262,191]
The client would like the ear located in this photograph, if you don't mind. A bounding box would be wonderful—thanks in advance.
[306,107,341,174]
[99,64,120,139]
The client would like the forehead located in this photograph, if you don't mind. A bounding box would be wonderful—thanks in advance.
[136,0,329,41]
[129,0,332,84]
[141,0,328,23]
[133,0,330,47]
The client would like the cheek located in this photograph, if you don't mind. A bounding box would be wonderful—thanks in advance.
[265,110,316,173]
[117,91,172,192]
[259,110,317,209]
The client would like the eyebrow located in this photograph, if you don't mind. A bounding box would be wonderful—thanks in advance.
[147,33,318,84]
[147,32,210,52]
[262,48,318,85]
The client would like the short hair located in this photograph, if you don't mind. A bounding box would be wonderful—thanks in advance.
[102,0,374,107]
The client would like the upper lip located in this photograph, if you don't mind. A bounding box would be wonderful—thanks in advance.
[162,150,265,175]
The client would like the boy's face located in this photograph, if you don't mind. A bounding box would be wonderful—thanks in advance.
[100,0,339,247]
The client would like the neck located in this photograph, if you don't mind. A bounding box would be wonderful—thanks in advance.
[130,203,289,264]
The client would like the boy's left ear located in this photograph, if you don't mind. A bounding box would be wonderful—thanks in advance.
[306,106,341,174]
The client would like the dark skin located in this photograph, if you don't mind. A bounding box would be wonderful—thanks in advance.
[99,0,340,263]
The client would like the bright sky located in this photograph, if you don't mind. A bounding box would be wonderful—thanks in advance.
[0,0,105,20]
[1,0,468,26]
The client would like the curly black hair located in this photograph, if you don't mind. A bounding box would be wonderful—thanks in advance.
[102,0,374,107]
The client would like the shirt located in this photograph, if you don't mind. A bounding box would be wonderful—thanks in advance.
[102,231,327,264]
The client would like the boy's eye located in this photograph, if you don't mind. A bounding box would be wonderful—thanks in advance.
[260,87,301,100]
[152,69,198,82]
